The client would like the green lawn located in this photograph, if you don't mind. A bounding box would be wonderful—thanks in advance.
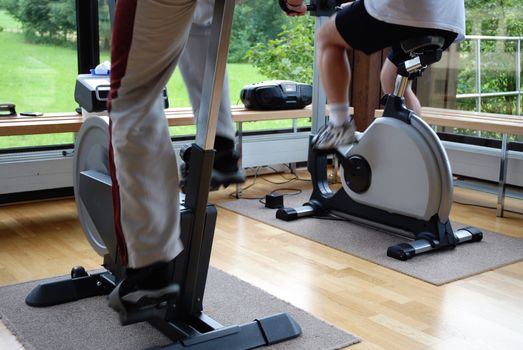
[0,29,267,113]
[0,10,21,31]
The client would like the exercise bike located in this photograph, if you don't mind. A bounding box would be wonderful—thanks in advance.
[24,1,300,349]
[277,35,483,260]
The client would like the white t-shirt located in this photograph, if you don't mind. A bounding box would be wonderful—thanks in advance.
[364,0,466,41]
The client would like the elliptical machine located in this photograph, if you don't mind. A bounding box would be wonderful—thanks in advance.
[276,19,483,260]
[24,1,301,349]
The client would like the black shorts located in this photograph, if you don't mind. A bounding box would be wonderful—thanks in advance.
[335,0,458,65]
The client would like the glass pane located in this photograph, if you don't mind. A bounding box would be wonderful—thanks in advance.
[457,40,478,96]
[0,3,78,148]
[0,133,74,149]
[417,2,522,117]
[0,13,77,112]
[99,0,112,62]
[481,95,518,115]
[480,40,517,95]
[456,97,476,112]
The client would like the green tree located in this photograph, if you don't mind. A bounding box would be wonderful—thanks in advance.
[1,0,21,21]
[229,0,289,62]
[1,0,75,45]
[245,15,314,84]
[18,0,58,42]
[48,0,75,42]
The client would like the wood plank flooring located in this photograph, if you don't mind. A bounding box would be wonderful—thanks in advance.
[1,170,522,350]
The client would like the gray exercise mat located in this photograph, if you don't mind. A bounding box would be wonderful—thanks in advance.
[219,190,523,285]
[0,267,359,350]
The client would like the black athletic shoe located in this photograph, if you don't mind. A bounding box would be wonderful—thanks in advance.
[210,149,246,190]
[108,261,179,325]
[179,135,246,192]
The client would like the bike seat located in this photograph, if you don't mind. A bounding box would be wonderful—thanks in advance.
[396,36,445,77]
[400,36,445,56]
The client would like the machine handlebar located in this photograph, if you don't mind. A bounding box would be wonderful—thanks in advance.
[278,0,313,14]
[278,0,340,16]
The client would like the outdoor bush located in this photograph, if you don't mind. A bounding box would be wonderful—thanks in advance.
[2,0,75,45]
[229,0,288,63]
[458,0,522,117]
[245,15,314,84]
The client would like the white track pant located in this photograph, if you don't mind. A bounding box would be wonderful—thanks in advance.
[108,0,196,268]
[179,0,236,141]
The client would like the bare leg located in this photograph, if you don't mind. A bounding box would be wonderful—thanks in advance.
[312,15,357,149]
[316,17,351,105]
[380,58,422,116]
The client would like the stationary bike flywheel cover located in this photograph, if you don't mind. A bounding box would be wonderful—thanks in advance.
[73,116,111,256]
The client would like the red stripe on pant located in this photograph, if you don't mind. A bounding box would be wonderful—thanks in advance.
[107,0,138,266]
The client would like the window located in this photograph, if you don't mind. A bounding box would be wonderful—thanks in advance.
[416,1,522,142]
[0,1,78,148]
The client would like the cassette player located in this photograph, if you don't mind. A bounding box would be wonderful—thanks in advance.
[240,80,312,110]
[74,74,169,113]
[74,74,111,113]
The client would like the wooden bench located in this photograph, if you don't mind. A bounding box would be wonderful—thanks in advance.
[376,107,523,217]
[0,105,323,137]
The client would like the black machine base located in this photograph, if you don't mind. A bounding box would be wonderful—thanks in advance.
[27,164,301,349]
[148,313,301,350]
[25,267,301,350]
[25,270,114,307]
[276,196,484,261]
[386,226,483,261]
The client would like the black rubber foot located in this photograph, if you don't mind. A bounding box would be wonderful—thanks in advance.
[387,243,415,261]
[463,226,484,242]
[276,208,298,221]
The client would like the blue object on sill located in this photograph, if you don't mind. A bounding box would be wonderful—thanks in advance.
[89,69,110,76]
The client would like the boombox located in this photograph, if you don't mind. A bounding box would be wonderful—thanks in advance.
[240,80,312,110]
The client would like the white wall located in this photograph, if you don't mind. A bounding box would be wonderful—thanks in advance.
[1,136,521,195]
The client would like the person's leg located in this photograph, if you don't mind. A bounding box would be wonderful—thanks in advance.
[178,0,245,188]
[179,25,236,142]
[107,0,195,320]
[316,17,351,111]
[380,58,421,116]
[312,15,356,149]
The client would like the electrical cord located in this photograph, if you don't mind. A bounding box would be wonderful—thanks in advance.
[227,166,264,200]
[269,188,302,197]
[227,165,306,203]
[259,164,311,185]
[254,163,313,185]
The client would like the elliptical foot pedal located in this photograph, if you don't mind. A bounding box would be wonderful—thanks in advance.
[108,283,179,326]
[256,313,301,345]
[116,300,174,326]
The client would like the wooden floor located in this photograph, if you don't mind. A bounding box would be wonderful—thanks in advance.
[1,170,523,350]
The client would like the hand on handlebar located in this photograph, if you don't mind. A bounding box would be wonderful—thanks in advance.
[280,0,308,16]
